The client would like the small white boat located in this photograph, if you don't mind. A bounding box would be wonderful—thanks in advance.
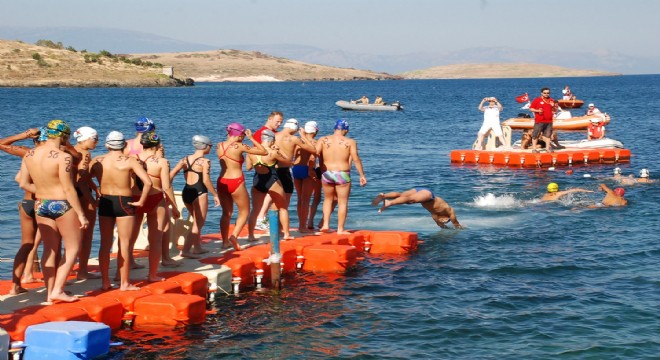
[335,100,403,111]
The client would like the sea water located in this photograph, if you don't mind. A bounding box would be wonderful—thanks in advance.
[1,76,659,359]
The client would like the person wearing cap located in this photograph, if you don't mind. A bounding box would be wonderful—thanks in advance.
[252,111,284,230]
[246,129,292,241]
[130,131,181,282]
[587,116,606,140]
[586,103,602,116]
[1,127,47,295]
[371,188,462,229]
[475,97,507,150]
[170,135,220,258]
[17,120,89,303]
[90,130,152,291]
[292,120,321,232]
[529,87,557,153]
[636,168,654,184]
[592,183,627,207]
[541,182,593,202]
[217,122,267,251]
[72,126,101,280]
[273,118,318,233]
[315,119,367,234]
[125,116,156,156]
[562,85,575,100]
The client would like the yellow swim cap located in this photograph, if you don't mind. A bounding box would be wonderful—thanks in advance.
[547,183,559,193]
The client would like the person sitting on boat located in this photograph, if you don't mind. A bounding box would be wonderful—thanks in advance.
[475,97,507,150]
[541,182,593,202]
[374,96,384,105]
[587,118,606,140]
[562,86,575,100]
[521,130,563,150]
[351,95,369,104]
[586,103,602,116]
[371,188,462,229]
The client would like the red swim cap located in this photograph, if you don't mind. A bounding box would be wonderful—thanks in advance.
[566,169,573,175]
[614,188,625,197]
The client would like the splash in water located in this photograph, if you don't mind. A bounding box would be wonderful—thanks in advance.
[473,193,523,209]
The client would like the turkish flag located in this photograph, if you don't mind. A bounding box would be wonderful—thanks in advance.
[515,93,529,103]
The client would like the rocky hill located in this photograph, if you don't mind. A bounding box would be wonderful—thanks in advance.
[125,50,399,82]
[400,63,620,79]
[0,39,183,87]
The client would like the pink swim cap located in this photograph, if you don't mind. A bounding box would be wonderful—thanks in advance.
[226,122,245,137]
[613,188,625,197]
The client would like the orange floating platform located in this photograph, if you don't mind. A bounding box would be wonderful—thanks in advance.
[450,148,631,167]
[132,294,206,329]
[301,245,359,273]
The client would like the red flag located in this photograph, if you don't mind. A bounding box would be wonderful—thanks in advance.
[515,93,529,103]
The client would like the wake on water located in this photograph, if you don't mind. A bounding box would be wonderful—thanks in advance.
[472,193,524,209]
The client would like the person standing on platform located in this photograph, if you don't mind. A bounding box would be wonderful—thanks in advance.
[315,119,367,234]
[529,87,557,153]
[252,111,283,230]
[475,97,506,150]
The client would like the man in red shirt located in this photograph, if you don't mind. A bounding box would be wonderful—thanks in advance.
[529,87,556,152]
[253,111,283,144]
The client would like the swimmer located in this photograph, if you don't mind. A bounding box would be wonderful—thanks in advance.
[541,182,593,202]
[610,167,637,185]
[591,183,627,207]
[372,187,462,229]
[637,168,654,184]
[17,120,89,303]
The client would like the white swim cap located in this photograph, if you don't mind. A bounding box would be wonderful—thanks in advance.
[73,126,98,143]
[640,168,650,178]
[613,167,621,175]
[105,131,125,150]
[304,121,319,134]
[284,118,299,131]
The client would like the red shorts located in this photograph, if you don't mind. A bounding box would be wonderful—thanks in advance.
[133,192,164,215]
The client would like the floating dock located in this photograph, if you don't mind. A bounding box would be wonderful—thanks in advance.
[450,148,631,167]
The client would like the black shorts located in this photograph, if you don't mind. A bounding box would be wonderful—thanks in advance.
[253,170,279,194]
[276,167,294,194]
[532,122,553,139]
[98,195,135,218]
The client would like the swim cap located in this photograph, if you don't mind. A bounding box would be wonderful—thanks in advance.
[192,135,212,150]
[37,126,49,143]
[590,118,600,123]
[640,169,649,178]
[334,119,349,131]
[140,131,160,149]
[614,167,622,175]
[46,119,71,138]
[135,117,155,133]
[73,126,98,143]
[614,187,625,197]
[226,122,245,137]
[284,118,299,131]
[547,183,559,193]
[106,131,126,150]
[304,121,319,134]
[261,129,276,143]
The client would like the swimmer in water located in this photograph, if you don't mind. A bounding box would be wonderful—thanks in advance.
[372,187,462,229]
[541,182,593,202]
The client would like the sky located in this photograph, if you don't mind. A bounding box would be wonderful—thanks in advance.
[2,0,659,58]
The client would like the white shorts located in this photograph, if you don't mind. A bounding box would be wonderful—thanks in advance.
[478,119,503,136]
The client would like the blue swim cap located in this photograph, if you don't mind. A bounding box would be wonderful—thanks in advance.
[46,119,71,138]
[334,119,349,131]
[135,117,155,133]
[37,126,49,142]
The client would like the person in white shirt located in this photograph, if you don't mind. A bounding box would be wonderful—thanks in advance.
[475,97,507,149]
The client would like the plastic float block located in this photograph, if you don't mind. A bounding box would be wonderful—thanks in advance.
[600,150,616,163]
[553,153,569,166]
[368,231,418,254]
[301,245,358,273]
[132,294,206,329]
[0,326,8,360]
[18,304,92,323]
[23,321,111,360]
[347,232,367,252]
[142,281,184,295]
[297,233,350,245]
[567,152,583,165]
[616,149,631,162]
[280,238,331,256]
[0,313,48,341]
[523,154,540,168]
[478,151,494,164]
[163,272,209,298]
[507,153,523,167]
[492,152,508,166]
[73,297,124,331]
[96,288,153,312]
[462,152,477,164]
[539,153,553,167]
[203,255,256,289]
[450,151,465,163]
[587,151,601,163]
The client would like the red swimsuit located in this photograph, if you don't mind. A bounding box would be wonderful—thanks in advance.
[217,142,245,194]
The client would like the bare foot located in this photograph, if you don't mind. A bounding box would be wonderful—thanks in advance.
[318,228,332,233]
[21,276,43,284]
[120,284,141,291]
[192,248,209,254]
[229,235,241,251]
[371,193,385,206]
[148,276,165,282]
[299,228,314,233]
[180,252,202,259]
[161,260,181,268]
[378,199,391,213]
[77,272,102,280]
[247,236,258,242]
[9,286,28,295]
[49,292,79,303]
[221,242,232,249]
[282,234,294,240]
[337,230,351,235]
[101,284,115,291]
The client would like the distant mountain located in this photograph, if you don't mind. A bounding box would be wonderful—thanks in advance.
[401,63,619,80]
[0,26,216,54]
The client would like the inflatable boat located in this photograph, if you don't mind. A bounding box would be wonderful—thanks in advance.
[335,100,403,111]
[502,113,610,131]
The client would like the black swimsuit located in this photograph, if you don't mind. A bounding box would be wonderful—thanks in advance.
[181,157,208,205]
